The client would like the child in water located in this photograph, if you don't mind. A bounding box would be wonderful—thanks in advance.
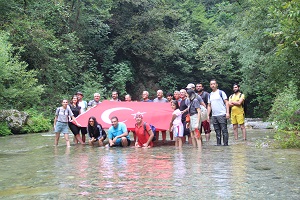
[169,100,184,148]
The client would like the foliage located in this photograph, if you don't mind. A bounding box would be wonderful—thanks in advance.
[21,109,52,133]
[274,131,300,149]
[0,0,299,125]
[0,122,12,136]
[269,82,300,148]
[0,31,44,110]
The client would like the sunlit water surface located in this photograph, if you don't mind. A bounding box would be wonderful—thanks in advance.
[0,130,299,199]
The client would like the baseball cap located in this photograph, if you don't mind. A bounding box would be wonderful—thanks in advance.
[186,83,195,89]
[76,91,83,96]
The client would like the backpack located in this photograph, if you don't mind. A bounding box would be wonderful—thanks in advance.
[143,122,156,141]
[208,90,226,106]
[229,93,247,115]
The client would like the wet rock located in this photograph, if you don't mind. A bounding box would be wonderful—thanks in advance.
[0,110,29,134]
[245,118,275,129]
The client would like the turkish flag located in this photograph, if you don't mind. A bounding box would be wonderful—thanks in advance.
[75,101,173,131]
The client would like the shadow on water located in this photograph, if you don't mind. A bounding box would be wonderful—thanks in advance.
[0,130,299,199]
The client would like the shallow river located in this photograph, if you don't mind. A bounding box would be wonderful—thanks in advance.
[0,130,299,199]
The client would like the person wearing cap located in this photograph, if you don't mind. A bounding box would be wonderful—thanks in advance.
[186,83,206,108]
[186,89,202,148]
[76,92,88,114]
[134,113,154,148]
[76,92,88,143]
[87,93,101,110]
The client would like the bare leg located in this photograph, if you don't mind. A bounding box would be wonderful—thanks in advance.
[64,133,71,147]
[240,124,246,140]
[55,132,60,146]
[178,137,183,148]
[82,134,86,143]
[162,131,166,142]
[98,139,104,147]
[175,137,178,147]
[196,136,202,149]
[88,139,94,146]
[205,133,210,141]
[121,137,129,147]
[75,134,84,144]
[233,124,238,140]
[190,131,197,148]
[169,131,173,141]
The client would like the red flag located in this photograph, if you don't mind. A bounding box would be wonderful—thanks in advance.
[75,101,173,131]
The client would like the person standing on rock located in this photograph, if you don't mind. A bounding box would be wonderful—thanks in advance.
[54,99,81,147]
[229,83,246,140]
[207,79,230,146]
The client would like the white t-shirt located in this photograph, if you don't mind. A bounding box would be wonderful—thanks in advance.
[78,101,87,114]
[172,109,182,126]
[208,89,227,116]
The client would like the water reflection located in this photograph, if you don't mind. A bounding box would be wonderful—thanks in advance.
[0,130,299,199]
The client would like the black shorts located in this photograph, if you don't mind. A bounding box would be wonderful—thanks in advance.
[182,120,190,136]
[79,127,87,135]
[68,122,80,135]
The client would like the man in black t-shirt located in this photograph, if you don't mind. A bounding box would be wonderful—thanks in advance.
[196,83,211,141]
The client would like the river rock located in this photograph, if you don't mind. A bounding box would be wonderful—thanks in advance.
[245,118,275,129]
[0,110,29,134]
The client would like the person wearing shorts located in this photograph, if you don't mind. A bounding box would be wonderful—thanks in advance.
[54,99,81,147]
[229,83,246,140]
[186,89,202,149]
[107,116,131,147]
[169,100,184,148]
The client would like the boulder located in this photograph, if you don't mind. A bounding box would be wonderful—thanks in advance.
[0,110,29,134]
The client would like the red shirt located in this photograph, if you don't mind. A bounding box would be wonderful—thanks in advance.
[135,122,154,147]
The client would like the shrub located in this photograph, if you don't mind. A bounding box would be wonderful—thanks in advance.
[269,82,300,148]
[0,122,12,136]
[21,109,52,133]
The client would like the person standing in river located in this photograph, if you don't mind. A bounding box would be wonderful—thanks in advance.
[153,89,169,142]
[207,79,230,146]
[229,83,246,140]
[54,99,81,147]
[68,96,85,144]
[76,91,88,143]
[195,83,211,141]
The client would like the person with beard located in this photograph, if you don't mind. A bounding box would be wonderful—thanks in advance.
[196,83,211,141]
[229,83,246,140]
[207,79,230,146]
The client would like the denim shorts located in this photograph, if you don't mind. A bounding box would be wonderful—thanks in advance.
[55,121,69,134]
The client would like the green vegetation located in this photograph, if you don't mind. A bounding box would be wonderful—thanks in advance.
[0,0,299,147]
[269,83,300,148]
[21,109,52,134]
[0,122,12,136]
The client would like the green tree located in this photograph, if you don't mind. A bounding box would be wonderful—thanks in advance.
[0,31,44,110]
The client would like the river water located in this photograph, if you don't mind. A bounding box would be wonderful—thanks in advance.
[0,130,299,199]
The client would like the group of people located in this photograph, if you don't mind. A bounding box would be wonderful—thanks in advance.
[53,79,246,148]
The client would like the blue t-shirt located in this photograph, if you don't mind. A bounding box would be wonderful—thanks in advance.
[108,122,130,140]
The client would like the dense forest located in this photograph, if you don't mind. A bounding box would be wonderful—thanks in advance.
[0,0,300,142]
